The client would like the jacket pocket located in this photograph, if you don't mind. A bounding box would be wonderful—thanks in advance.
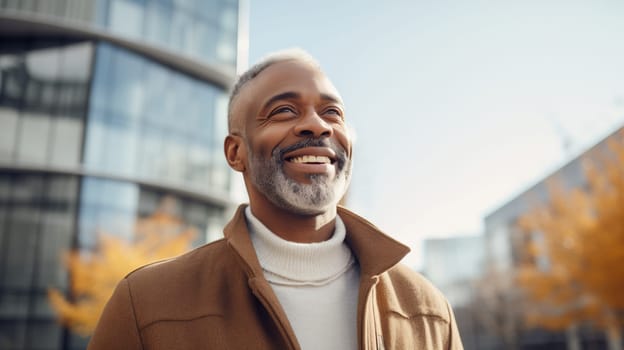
[141,316,228,349]
[381,311,450,350]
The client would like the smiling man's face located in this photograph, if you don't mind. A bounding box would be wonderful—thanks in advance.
[229,59,352,215]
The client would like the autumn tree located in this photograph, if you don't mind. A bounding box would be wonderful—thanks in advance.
[516,129,624,350]
[48,197,198,335]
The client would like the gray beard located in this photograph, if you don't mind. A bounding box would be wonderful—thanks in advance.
[247,139,352,215]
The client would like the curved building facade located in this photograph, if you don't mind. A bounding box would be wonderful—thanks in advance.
[0,1,246,349]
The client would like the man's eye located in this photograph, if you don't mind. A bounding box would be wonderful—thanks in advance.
[324,108,343,117]
[271,106,296,115]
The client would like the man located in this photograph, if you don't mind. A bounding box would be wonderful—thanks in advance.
[89,49,463,350]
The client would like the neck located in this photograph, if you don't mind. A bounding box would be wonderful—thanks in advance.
[248,197,337,243]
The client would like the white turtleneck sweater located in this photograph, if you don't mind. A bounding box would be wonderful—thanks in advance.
[245,208,360,350]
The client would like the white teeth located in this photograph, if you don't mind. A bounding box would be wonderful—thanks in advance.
[290,155,331,164]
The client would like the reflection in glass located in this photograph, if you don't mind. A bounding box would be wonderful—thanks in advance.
[145,0,172,47]
[0,173,80,350]
[0,172,227,348]
[0,0,240,67]
[136,125,163,179]
[194,19,218,63]
[50,117,83,166]
[0,39,92,168]
[6,205,39,288]
[24,46,62,87]
[109,0,145,39]
[83,110,106,170]
[79,177,139,248]
[77,176,224,251]
[0,3,236,347]
[57,42,93,119]
[217,30,238,65]
[105,113,139,176]
[110,48,145,119]
[170,7,194,53]
[195,1,220,23]
[89,42,113,113]
[16,112,51,164]
[0,108,19,161]
[86,43,230,192]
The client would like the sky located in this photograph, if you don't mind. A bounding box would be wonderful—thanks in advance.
[245,0,624,268]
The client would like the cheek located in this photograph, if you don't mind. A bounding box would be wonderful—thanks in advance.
[249,125,292,156]
[333,127,353,156]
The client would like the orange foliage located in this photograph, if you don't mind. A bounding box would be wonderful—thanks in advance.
[517,130,624,332]
[48,198,197,335]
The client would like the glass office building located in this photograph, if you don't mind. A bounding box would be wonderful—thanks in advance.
[0,1,245,348]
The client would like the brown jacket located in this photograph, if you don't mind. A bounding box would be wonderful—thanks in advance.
[89,205,463,349]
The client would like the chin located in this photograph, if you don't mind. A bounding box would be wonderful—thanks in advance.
[269,193,339,216]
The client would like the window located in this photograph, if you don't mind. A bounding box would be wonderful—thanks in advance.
[0,108,18,161]
[16,112,51,164]
[109,0,145,39]
[0,39,92,167]
[87,43,231,191]
[49,116,83,166]
[0,173,79,350]
[145,0,172,47]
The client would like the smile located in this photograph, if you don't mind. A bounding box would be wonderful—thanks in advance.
[282,146,338,167]
[287,155,332,164]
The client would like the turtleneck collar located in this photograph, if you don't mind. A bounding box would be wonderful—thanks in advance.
[245,207,355,286]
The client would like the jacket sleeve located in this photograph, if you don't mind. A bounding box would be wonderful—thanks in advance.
[446,300,464,350]
[88,278,143,350]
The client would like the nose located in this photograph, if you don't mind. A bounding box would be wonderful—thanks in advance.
[293,110,333,138]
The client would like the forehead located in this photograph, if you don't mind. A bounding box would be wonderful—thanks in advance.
[238,60,342,111]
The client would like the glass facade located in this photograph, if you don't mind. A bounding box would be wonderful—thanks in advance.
[0,0,240,348]
[77,177,222,251]
[0,172,227,349]
[0,39,93,167]
[0,172,80,349]
[0,0,239,68]
[0,38,230,193]
[85,43,231,192]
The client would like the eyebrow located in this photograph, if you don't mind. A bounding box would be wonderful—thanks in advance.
[320,93,343,104]
[262,91,343,110]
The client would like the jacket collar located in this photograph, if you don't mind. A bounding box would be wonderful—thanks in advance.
[337,206,410,277]
[224,204,410,279]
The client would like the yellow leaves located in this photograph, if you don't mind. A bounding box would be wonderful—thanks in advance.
[48,289,102,335]
[516,129,624,330]
[48,199,197,335]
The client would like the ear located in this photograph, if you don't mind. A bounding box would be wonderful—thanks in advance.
[224,134,246,172]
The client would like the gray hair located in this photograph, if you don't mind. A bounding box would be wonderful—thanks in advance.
[227,48,321,133]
